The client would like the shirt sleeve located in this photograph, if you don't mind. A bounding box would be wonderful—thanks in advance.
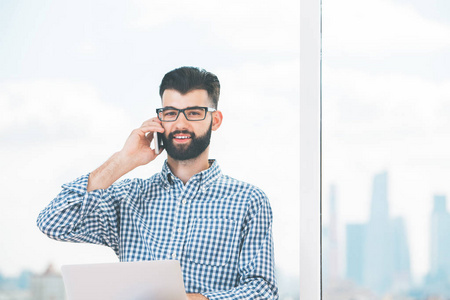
[36,174,134,256]
[201,189,279,300]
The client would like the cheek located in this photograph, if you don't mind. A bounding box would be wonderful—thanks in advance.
[161,124,170,135]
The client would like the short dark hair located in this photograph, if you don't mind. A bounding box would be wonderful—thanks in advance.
[159,67,220,108]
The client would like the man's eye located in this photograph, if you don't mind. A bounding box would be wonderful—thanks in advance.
[164,111,177,116]
[187,110,203,116]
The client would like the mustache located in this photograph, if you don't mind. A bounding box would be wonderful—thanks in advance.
[168,130,195,139]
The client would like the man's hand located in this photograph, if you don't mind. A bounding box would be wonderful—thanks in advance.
[119,118,165,168]
[187,293,209,300]
[87,118,164,191]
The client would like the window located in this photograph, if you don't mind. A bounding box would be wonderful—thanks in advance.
[322,0,450,299]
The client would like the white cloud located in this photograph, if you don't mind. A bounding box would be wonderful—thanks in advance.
[323,66,450,139]
[217,60,299,120]
[127,0,299,53]
[0,80,131,144]
[77,41,97,55]
[322,65,450,192]
[323,0,450,57]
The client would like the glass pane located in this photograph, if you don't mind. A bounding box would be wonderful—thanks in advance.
[322,0,450,299]
[0,1,299,299]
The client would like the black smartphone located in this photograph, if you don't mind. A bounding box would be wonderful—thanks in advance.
[153,131,164,154]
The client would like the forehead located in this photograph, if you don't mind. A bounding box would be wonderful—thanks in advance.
[161,89,211,108]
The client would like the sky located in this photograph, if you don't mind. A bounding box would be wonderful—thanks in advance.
[0,0,299,279]
[322,0,450,281]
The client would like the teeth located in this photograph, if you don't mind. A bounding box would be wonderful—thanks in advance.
[175,136,189,139]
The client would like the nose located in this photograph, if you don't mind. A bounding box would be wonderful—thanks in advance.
[172,110,190,129]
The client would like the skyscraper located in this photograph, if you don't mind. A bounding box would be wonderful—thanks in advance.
[391,217,411,293]
[31,264,66,300]
[344,171,412,295]
[364,171,394,294]
[430,195,450,281]
[346,223,366,286]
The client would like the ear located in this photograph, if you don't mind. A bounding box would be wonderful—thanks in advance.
[211,110,223,131]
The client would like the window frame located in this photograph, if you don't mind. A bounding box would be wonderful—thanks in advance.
[300,0,322,298]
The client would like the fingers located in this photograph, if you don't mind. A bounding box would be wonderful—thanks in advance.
[141,117,162,128]
[120,118,166,165]
[140,118,165,137]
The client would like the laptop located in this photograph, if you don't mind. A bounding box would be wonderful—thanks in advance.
[61,260,187,300]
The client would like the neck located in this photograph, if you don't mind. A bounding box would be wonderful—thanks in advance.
[167,148,211,185]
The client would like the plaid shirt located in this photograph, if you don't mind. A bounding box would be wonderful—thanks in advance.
[37,160,278,299]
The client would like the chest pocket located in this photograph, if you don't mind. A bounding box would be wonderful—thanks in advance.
[186,218,238,267]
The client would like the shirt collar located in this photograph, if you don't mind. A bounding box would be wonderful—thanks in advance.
[159,159,222,189]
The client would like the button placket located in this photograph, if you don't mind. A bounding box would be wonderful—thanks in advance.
[167,184,193,260]
[166,185,181,259]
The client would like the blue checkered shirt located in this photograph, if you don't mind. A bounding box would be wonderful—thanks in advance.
[37,160,278,299]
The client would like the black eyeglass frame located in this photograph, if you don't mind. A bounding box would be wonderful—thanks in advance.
[156,106,217,122]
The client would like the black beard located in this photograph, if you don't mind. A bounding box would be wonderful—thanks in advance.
[161,121,212,161]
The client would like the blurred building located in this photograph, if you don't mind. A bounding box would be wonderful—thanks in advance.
[346,223,366,286]
[390,217,411,293]
[364,172,395,293]
[424,195,450,296]
[0,270,32,300]
[30,264,66,300]
[430,195,450,279]
[345,172,411,296]
[323,279,379,300]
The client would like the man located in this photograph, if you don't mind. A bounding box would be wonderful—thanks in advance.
[37,67,278,299]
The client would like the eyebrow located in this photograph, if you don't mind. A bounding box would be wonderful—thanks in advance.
[162,106,204,110]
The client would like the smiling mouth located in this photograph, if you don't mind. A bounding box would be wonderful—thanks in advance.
[169,130,194,143]
[172,133,192,143]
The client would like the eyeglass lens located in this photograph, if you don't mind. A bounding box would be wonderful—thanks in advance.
[159,108,207,121]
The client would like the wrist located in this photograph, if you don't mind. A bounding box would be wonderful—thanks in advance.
[87,152,134,192]
[186,293,209,300]
[114,151,139,173]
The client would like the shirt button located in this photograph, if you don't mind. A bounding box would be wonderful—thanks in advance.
[177,228,182,233]
[172,253,177,259]
[182,199,187,205]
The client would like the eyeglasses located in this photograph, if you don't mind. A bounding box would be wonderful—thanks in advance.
[156,106,216,122]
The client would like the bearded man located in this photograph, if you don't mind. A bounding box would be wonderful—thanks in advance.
[37,66,278,300]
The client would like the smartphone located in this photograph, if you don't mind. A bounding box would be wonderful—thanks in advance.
[153,131,164,154]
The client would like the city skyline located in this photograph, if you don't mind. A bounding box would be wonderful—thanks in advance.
[323,171,450,298]
[0,263,65,300]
